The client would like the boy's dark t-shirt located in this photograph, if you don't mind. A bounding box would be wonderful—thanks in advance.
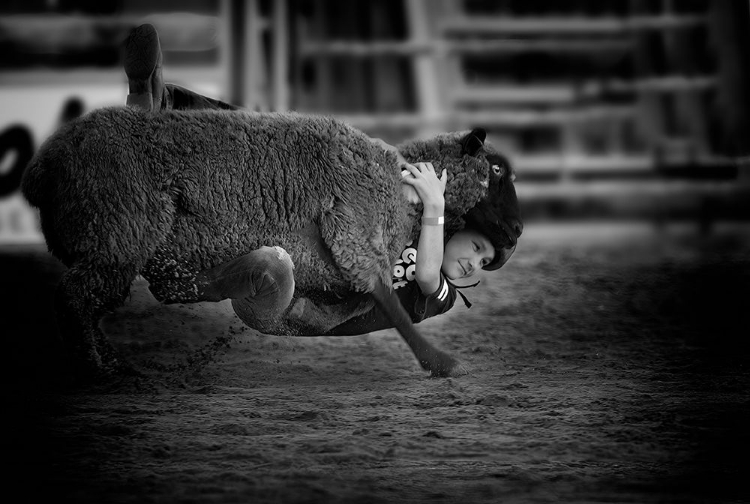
[326,240,458,335]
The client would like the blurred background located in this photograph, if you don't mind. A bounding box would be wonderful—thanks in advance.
[3,5,750,501]
[1,0,749,244]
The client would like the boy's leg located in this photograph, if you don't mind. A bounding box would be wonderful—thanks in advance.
[191,245,374,335]
[196,246,295,332]
[123,24,163,111]
[166,84,243,112]
[287,295,375,335]
[123,23,242,112]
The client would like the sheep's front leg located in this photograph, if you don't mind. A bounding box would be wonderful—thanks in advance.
[371,280,465,377]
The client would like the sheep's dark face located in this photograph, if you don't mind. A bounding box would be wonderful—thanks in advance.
[459,128,523,270]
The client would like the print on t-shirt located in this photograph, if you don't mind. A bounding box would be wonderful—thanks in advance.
[393,240,417,290]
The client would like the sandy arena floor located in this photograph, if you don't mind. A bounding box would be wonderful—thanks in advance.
[1,221,749,503]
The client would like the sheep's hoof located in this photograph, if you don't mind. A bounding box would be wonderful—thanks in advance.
[65,340,141,387]
[423,352,468,378]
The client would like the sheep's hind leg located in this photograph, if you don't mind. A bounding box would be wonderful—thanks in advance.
[55,261,139,382]
[371,280,467,377]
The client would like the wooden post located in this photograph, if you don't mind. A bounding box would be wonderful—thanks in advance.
[221,0,245,106]
[708,0,750,157]
[243,0,264,111]
[630,0,667,164]
[405,0,443,137]
[272,0,289,111]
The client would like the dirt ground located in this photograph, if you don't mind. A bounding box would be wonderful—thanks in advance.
[1,221,749,504]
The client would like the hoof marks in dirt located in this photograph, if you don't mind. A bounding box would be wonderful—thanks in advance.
[429,361,470,378]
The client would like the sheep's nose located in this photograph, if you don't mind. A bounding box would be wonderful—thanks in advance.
[510,218,523,238]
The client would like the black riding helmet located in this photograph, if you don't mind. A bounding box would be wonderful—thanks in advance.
[462,205,516,271]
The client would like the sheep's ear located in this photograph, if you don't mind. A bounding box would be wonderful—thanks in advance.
[461,128,486,156]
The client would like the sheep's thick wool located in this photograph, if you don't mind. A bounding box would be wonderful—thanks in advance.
[22,107,492,309]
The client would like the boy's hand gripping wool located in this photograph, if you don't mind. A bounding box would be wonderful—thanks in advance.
[22,107,521,380]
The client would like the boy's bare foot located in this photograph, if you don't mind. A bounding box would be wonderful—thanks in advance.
[123,23,164,111]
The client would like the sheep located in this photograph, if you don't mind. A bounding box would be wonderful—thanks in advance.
[21,106,521,380]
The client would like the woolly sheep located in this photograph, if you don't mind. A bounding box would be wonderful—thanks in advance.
[22,106,521,380]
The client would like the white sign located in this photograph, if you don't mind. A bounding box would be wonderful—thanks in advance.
[0,83,125,244]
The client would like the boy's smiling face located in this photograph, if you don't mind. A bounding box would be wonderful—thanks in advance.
[441,229,496,280]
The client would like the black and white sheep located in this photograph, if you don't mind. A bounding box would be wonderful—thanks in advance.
[22,106,521,379]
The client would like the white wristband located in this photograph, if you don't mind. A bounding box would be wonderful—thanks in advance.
[422,216,444,226]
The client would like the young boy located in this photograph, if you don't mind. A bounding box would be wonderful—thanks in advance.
[326,160,514,335]
[122,24,518,336]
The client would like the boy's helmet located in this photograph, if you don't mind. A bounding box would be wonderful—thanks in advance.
[463,205,518,271]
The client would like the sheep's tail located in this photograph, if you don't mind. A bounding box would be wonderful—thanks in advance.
[21,156,49,208]
[21,137,60,208]
[20,131,74,264]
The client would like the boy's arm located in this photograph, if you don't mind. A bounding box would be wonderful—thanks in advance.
[414,200,444,296]
[369,139,447,295]
[401,162,447,296]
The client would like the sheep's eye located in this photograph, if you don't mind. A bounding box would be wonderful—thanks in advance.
[491,164,504,176]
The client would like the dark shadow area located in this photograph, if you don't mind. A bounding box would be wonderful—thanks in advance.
[0,246,66,391]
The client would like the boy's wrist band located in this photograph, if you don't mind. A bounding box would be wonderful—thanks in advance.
[422,216,444,226]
